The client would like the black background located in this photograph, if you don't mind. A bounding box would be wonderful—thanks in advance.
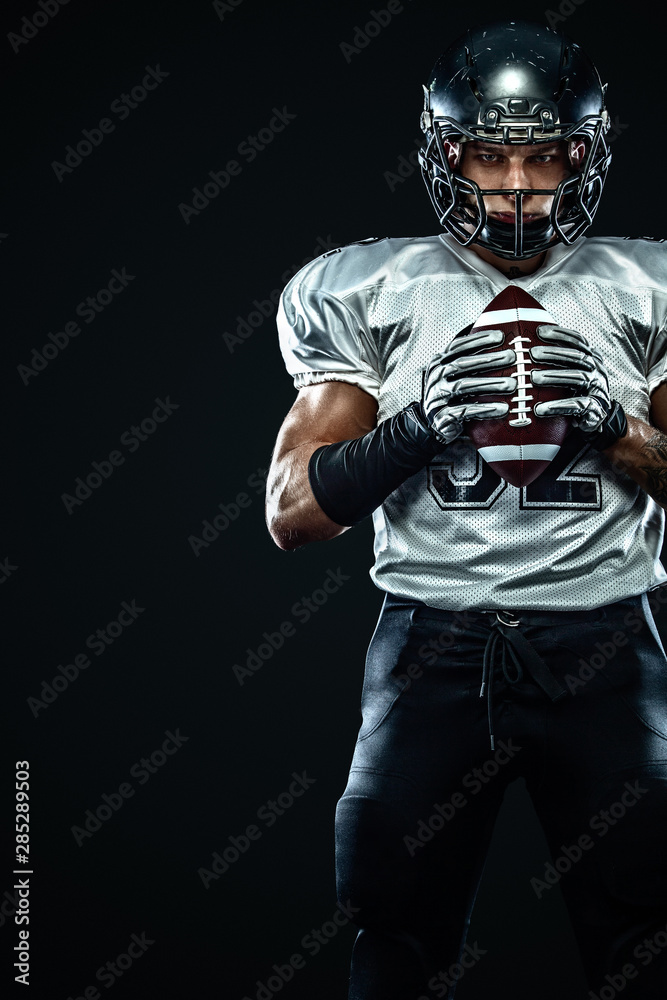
[3,0,666,998]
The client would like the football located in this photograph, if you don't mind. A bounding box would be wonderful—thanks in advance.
[457,285,571,488]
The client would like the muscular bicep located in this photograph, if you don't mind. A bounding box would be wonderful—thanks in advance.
[266,381,378,549]
[275,381,378,458]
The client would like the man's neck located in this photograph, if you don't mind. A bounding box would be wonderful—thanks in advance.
[469,243,546,277]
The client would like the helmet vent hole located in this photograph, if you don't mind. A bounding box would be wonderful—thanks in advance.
[468,77,482,101]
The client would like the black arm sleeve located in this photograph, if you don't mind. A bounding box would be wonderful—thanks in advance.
[307,401,442,527]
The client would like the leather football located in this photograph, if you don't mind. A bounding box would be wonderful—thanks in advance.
[456,285,571,487]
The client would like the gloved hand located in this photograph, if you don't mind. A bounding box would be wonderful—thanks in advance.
[529,325,612,432]
[422,327,517,445]
[529,325,627,449]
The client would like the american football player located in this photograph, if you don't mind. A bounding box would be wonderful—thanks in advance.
[266,19,667,999]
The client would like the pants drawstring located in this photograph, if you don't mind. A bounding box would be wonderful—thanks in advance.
[479,612,569,750]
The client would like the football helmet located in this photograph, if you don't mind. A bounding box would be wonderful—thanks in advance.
[418,20,612,259]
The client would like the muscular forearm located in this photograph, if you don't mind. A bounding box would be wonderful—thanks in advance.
[266,402,442,549]
[601,414,667,510]
[265,443,348,551]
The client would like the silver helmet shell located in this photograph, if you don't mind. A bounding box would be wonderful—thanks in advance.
[418,21,612,259]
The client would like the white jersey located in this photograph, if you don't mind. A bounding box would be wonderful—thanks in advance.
[277,234,667,610]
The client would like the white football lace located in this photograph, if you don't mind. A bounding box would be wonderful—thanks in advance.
[508,335,533,427]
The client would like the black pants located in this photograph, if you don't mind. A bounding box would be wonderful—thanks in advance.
[335,591,667,999]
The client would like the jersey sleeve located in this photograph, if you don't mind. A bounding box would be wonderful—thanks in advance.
[277,258,381,400]
[647,289,667,394]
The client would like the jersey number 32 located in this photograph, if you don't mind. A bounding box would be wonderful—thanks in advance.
[428,433,602,510]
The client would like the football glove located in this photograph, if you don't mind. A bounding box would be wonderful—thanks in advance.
[529,325,612,432]
[422,327,517,445]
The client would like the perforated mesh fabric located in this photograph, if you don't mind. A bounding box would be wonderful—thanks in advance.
[277,234,667,610]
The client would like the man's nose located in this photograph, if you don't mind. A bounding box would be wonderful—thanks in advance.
[502,160,530,190]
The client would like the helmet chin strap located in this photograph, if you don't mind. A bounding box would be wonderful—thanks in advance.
[481,201,556,260]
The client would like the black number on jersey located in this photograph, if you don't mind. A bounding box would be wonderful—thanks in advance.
[427,433,601,510]
[521,436,602,509]
[428,447,508,509]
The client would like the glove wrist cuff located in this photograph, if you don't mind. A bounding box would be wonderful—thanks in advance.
[403,400,447,456]
[584,401,628,451]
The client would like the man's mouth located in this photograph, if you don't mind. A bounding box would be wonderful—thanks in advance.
[490,212,541,224]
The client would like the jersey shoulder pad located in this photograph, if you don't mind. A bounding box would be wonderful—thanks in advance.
[320,236,390,258]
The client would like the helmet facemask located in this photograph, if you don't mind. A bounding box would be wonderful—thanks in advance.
[418,23,612,259]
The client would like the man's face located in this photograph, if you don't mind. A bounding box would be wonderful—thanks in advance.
[446,139,585,225]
